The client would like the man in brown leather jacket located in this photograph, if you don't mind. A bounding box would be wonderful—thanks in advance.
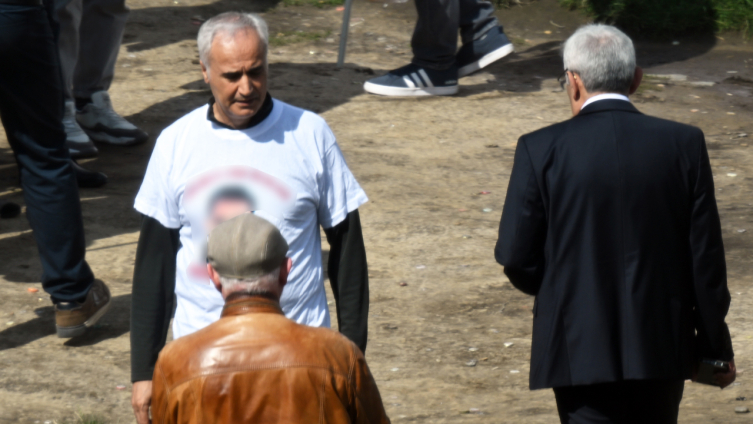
[150,213,390,423]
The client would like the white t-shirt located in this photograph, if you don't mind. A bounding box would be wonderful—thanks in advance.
[134,99,368,339]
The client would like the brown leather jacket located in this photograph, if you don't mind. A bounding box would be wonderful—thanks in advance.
[151,295,390,424]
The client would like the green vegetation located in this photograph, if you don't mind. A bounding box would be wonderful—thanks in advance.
[269,30,332,47]
[282,0,522,6]
[282,0,344,7]
[494,0,523,7]
[715,0,753,35]
[559,0,753,37]
[59,413,109,424]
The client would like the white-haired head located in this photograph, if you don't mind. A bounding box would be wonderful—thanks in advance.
[563,24,636,94]
[197,12,269,72]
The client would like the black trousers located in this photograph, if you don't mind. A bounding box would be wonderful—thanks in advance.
[554,380,685,424]
[0,2,93,302]
[411,0,499,70]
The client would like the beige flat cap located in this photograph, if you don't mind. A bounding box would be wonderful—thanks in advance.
[207,213,289,279]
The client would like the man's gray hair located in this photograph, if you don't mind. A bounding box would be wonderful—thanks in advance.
[563,24,636,94]
[197,12,269,67]
[219,268,280,296]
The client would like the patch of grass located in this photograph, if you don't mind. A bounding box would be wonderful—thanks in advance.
[282,0,525,6]
[269,30,332,47]
[282,0,343,7]
[510,36,530,46]
[633,78,665,95]
[715,0,753,35]
[58,413,109,424]
[495,0,538,7]
[559,0,753,37]
[281,0,524,10]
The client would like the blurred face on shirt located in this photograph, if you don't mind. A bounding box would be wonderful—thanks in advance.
[202,28,268,129]
[205,198,254,232]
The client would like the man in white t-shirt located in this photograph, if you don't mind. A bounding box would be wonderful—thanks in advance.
[129,12,371,424]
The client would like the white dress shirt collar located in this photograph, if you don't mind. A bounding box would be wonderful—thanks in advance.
[581,93,630,110]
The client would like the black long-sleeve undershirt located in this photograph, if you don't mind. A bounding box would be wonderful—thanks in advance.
[130,211,369,382]
[130,215,179,382]
[323,210,369,353]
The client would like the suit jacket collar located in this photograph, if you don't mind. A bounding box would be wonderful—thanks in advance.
[578,99,642,117]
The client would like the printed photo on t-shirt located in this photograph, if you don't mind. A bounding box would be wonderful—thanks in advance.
[182,165,294,284]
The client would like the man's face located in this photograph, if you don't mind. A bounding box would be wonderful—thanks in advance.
[202,28,268,128]
[206,198,253,232]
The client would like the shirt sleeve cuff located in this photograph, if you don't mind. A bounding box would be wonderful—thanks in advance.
[134,199,181,229]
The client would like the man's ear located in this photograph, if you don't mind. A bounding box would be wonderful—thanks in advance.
[571,72,583,102]
[278,258,292,288]
[201,60,210,84]
[628,66,643,96]
[207,263,222,293]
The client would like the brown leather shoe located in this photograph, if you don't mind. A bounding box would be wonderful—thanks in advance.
[55,280,112,338]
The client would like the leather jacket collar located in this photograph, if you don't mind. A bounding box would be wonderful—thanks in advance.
[221,295,284,318]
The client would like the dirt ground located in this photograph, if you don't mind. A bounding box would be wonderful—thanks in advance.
[2,0,753,422]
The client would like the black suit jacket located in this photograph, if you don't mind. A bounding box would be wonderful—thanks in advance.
[495,100,734,390]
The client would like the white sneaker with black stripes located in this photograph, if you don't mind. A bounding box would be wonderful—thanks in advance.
[363,64,458,97]
[76,91,148,146]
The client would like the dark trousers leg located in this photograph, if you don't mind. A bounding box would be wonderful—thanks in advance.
[553,380,685,424]
[412,0,498,69]
[0,3,94,302]
[458,0,498,45]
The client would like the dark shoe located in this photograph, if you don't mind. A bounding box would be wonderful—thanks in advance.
[363,63,458,97]
[55,279,111,338]
[456,26,515,78]
[72,160,108,188]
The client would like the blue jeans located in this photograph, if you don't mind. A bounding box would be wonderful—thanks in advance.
[412,0,500,70]
[0,2,93,302]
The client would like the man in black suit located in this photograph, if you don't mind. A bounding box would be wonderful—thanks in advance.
[494,24,736,424]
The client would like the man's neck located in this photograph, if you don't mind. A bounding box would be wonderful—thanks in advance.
[224,291,279,303]
[213,103,249,129]
[207,94,274,130]
[221,292,284,318]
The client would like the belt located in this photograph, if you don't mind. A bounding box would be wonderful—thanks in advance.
[0,0,44,6]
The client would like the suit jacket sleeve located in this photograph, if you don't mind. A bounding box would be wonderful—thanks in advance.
[324,210,369,353]
[689,131,734,361]
[495,137,548,296]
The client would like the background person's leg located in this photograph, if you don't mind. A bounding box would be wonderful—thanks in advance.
[53,0,81,100]
[411,0,459,70]
[555,380,685,424]
[458,0,498,45]
[71,0,148,146]
[363,0,460,96]
[553,384,619,424]
[53,0,100,158]
[0,3,94,303]
[72,0,128,98]
[626,380,684,424]
[454,0,513,77]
